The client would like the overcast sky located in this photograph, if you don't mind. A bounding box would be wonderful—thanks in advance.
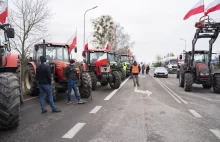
[13,0,220,63]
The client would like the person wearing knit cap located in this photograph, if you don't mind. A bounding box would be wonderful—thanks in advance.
[36,56,61,113]
[65,59,86,104]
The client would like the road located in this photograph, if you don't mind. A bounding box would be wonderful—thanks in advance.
[1,70,220,142]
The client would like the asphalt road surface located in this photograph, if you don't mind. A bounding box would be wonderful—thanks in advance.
[1,70,220,142]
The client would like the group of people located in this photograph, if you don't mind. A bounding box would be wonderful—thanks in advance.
[36,56,85,114]
[130,61,150,87]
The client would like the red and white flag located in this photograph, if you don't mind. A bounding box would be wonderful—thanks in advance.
[105,41,109,51]
[183,0,204,20]
[84,38,89,51]
[205,0,220,15]
[67,28,77,53]
[0,0,8,24]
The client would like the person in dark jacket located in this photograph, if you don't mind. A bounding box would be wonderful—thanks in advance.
[146,65,150,74]
[130,61,141,87]
[65,59,86,104]
[36,56,61,113]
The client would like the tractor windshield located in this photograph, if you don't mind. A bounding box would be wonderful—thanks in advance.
[121,55,128,62]
[170,60,177,65]
[89,51,107,64]
[108,53,115,62]
[36,45,69,62]
[194,53,209,65]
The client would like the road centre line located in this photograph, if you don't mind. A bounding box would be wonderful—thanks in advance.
[188,109,202,118]
[155,77,188,104]
[62,123,86,139]
[153,76,181,104]
[89,106,102,114]
[104,77,129,101]
[209,129,220,140]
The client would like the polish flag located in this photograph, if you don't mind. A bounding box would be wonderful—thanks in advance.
[67,29,77,53]
[127,49,130,55]
[183,0,204,20]
[105,41,109,51]
[83,39,89,58]
[0,0,8,24]
[93,54,108,66]
[205,0,220,15]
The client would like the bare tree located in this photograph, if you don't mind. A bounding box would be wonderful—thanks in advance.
[8,0,52,89]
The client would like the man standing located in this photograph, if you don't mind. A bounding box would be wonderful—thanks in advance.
[65,59,86,104]
[36,56,61,114]
[130,61,141,87]
[142,64,145,75]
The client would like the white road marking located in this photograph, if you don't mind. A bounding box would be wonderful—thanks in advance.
[156,78,188,104]
[188,109,202,118]
[23,96,39,102]
[62,123,86,139]
[154,77,182,104]
[104,77,129,100]
[134,86,152,96]
[89,106,102,114]
[209,129,220,139]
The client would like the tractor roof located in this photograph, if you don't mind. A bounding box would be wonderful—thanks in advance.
[87,49,109,52]
[35,42,69,47]
[186,50,209,54]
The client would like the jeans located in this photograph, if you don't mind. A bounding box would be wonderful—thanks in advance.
[39,84,56,111]
[133,74,139,86]
[142,70,144,74]
[67,79,81,101]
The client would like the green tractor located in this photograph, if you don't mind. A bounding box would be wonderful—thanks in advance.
[120,54,133,77]
[108,52,126,81]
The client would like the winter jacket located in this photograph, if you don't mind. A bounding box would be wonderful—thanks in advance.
[65,64,78,81]
[36,63,52,85]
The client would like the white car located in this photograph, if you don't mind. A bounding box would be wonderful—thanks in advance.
[154,67,168,78]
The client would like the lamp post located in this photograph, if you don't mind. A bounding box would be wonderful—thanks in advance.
[83,6,98,48]
[180,38,186,51]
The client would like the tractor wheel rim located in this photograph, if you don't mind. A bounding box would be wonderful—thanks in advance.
[25,72,31,90]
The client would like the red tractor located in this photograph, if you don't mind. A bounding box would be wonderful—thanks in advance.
[178,15,220,92]
[24,40,92,100]
[0,24,21,129]
[82,49,121,90]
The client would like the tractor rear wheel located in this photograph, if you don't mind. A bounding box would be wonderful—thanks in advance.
[79,72,92,98]
[89,72,97,90]
[184,73,193,92]
[179,72,184,87]
[119,68,126,81]
[202,84,212,89]
[177,71,179,78]
[0,73,21,130]
[109,71,121,89]
[213,74,220,93]
[24,64,39,96]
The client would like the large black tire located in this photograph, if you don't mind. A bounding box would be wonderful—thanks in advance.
[0,73,21,129]
[119,68,126,81]
[109,71,121,89]
[89,72,97,90]
[16,60,23,104]
[184,73,193,92]
[202,84,212,89]
[213,74,220,93]
[24,64,39,96]
[79,72,92,98]
[177,71,179,78]
[179,72,184,87]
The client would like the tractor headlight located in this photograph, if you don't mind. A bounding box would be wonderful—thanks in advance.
[200,72,209,76]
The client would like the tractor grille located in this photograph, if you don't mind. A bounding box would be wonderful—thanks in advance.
[172,66,177,68]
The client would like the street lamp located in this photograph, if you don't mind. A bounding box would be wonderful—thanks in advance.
[83,6,98,48]
[180,38,186,51]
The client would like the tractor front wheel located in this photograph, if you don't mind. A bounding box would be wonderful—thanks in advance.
[213,74,220,93]
[109,71,121,89]
[0,73,21,130]
[89,72,97,90]
[119,68,126,81]
[79,72,92,98]
[24,64,39,96]
[184,73,193,92]
[179,72,184,87]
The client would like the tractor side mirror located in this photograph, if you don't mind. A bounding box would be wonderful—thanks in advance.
[29,57,33,61]
[82,51,86,57]
[179,55,182,60]
[74,47,77,53]
[35,45,39,51]
[6,28,15,38]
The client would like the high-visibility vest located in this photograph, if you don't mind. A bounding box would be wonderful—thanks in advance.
[132,65,139,73]
[123,65,126,70]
